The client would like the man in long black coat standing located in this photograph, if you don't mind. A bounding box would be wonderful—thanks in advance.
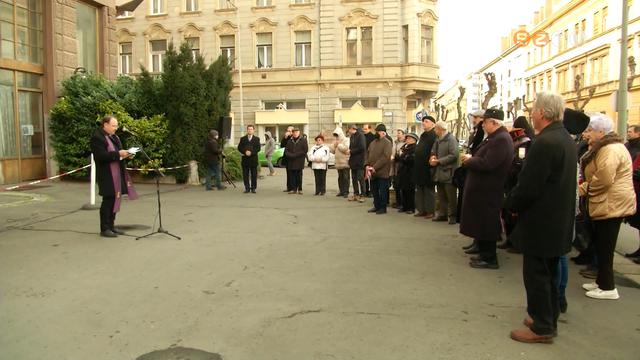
[284,128,308,194]
[238,125,261,193]
[347,124,366,202]
[363,124,377,197]
[414,115,437,218]
[459,109,513,269]
[506,92,577,344]
[280,126,294,192]
[90,116,136,238]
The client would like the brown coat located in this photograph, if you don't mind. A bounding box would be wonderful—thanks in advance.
[366,136,393,179]
[579,135,636,220]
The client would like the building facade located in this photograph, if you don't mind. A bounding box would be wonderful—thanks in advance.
[0,0,119,185]
[115,0,440,143]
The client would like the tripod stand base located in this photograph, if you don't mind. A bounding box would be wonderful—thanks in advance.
[136,227,181,240]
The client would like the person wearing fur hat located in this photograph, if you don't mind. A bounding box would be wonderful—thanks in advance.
[330,126,351,197]
[397,133,418,213]
[308,134,331,195]
[366,124,393,214]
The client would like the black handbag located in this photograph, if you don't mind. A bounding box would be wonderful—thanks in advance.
[573,197,592,252]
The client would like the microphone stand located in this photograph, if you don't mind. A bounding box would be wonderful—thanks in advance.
[123,129,181,241]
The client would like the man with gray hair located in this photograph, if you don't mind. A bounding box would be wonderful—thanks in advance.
[506,92,577,343]
[430,121,459,224]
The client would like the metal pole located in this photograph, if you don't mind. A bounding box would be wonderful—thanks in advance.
[228,0,244,134]
[617,0,629,137]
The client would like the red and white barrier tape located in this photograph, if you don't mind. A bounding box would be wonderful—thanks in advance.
[125,164,190,171]
[2,164,91,192]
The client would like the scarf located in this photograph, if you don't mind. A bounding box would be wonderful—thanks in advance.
[580,132,624,175]
[105,134,138,213]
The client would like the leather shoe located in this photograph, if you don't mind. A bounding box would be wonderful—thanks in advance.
[100,230,118,238]
[625,249,640,258]
[464,245,480,254]
[432,216,447,222]
[375,209,387,214]
[462,242,476,250]
[414,212,427,217]
[634,258,640,264]
[111,228,125,235]
[367,208,378,213]
[510,327,554,344]
[523,317,558,337]
[469,258,499,269]
[424,212,435,219]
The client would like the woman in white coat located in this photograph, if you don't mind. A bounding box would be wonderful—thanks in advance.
[308,134,331,195]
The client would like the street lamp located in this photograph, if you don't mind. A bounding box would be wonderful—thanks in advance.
[226,0,244,133]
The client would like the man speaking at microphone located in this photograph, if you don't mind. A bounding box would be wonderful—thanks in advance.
[90,116,138,238]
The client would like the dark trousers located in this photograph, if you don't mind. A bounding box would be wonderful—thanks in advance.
[99,196,116,232]
[371,177,389,211]
[401,188,415,211]
[523,255,560,336]
[478,239,497,262]
[436,182,457,218]
[337,169,350,195]
[593,217,623,290]
[242,165,257,191]
[313,169,327,194]
[456,184,464,223]
[291,169,303,191]
[351,168,365,195]
[393,176,403,207]
[205,163,222,190]
[286,167,293,191]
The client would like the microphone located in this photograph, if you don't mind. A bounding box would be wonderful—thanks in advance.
[121,126,139,137]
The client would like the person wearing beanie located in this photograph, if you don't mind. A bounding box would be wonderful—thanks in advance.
[284,128,308,194]
[204,129,225,191]
[365,124,393,214]
[414,115,437,218]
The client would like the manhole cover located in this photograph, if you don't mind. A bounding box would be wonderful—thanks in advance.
[136,347,222,360]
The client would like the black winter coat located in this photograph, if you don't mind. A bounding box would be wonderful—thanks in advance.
[90,128,128,197]
[280,135,291,166]
[285,136,309,170]
[349,129,366,169]
[238,135,261,168]
[467,122,485,155]
[627,138,640,161]
[460,127,513,241]
[414,129,436,185]
[364,132,376,149]
[506,122,577,258]
[203,138,222,166]
[396,142,416,190]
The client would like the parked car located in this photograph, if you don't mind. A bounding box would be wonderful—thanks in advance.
[258,144,285,167]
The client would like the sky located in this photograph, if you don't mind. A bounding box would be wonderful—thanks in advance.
[437,0,546,91]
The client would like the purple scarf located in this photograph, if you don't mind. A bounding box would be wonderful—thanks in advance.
[105,135,138,213]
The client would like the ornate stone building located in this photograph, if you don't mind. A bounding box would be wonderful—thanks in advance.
[0,0,118,184]
[115,0,440,143]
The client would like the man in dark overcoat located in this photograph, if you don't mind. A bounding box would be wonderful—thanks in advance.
[238,124,261,193]
[284,128,309,194]
[90,116,136,238]
[505,92,577,344]
[459,109,513,269]
[414,115,437,218]
[347,124,366,202]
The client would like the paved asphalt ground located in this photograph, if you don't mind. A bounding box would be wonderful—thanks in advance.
[0,169,639,360]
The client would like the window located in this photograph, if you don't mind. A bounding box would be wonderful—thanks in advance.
[402,25,408,63]
[547,72,552,91]
[346,27,357,65]
[406,99,419,109]
[185,0,198,12]
[263,100,305,110]
[421,25,433,64]
[593,11,601,36]
[220,35,235,68]
[602,6,608,31]
[150,39,167,72]
[151,0,164,14]
[0,0,44,64]
[256,0,272,6]
[218,0,233,9]
[361,27,372,65]
[76,2,98,73]
[345,26,372,65]
[341,98,378,108]
[256,32,272,69]
[557,69,566,92]
[294,0,312,3]
[186,37,199,59]
[117,11,133,19]
[294,31,311,67]
[119,42,132,75]
[563,29,569,49]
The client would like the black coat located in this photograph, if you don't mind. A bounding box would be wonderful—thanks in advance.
[284,136,309,170]
[460,127,513,241]
[203,138,222,166]
[280,135,291,166]
[90,128,128,197]
[467,122,485,155]
[414,129,436,185]
[627,138,640,161]
[364,132,376,149]
[396,142,416,190]
[505,122,577,258]
[348,129,366,169]
[238,135,261,168]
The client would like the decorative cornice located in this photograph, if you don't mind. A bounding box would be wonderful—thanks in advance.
[143,23,172,39]
[417,9,438,26]
[339,8,378,27]
[116,28,137,42]
[250,17,278,32]
[213,20,238,36]
[288,15,316,31]
[178,22,205,38]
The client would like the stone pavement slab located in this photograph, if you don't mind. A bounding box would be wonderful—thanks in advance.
[0,170,638,360]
